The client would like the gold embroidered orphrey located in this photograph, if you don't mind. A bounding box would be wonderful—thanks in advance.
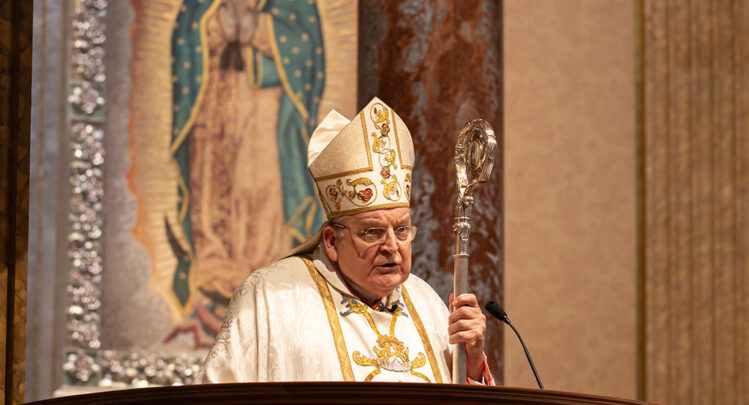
[302,257,355,381]
[369,103,402,202]
[300,257,442,383]
[346,298,431,382]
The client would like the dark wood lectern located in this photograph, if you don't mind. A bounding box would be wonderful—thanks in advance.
[27,382,651,405]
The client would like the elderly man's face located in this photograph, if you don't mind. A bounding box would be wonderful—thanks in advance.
[323,207,413,297]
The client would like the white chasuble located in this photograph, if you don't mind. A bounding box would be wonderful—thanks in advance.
[196,245,453,383]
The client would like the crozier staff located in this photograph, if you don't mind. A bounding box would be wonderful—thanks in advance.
[196,97,493,384]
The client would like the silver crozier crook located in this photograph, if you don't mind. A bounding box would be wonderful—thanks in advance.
[452,119,497,384]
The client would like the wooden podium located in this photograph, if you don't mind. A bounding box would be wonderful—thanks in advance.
[27,382,650,405]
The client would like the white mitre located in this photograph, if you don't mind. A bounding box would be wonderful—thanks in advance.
[309,96,414,218]
[284,97,414,257]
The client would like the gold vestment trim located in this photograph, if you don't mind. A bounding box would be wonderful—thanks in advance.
[301,256,355,381]
[402,286,443,383]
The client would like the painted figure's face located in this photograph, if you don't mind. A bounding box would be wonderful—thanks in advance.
[323,207,414,297]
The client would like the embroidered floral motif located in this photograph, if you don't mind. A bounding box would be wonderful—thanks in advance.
[327,186,341,209]
[326,178,377,210]
[404,173,412,201]
[370,104,402,201]
[344,296,430,382]
[339,296,369,317]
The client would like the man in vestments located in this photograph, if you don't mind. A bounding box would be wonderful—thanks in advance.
[196,97,493,384]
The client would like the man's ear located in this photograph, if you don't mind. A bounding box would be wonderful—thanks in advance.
[322,225,338,262]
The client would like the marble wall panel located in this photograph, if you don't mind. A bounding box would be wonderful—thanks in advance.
[359,0,504,379]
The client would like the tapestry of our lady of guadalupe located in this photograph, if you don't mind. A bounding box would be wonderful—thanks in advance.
[127,0,357,353]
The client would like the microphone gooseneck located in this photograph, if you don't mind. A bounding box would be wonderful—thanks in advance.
[485,301,544,389]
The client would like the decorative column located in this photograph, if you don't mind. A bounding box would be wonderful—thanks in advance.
[60,0,209,390]
[640,0,749,403]
[359,0,504,379]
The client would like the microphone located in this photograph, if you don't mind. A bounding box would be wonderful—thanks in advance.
[485,301,544,389]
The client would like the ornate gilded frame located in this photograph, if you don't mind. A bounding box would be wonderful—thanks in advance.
[61,0,201,389]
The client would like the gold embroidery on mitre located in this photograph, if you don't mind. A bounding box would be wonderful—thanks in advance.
[369,103,402,202]
[345,297,430,382]
[404,173,412,202]
[325,178,377,211]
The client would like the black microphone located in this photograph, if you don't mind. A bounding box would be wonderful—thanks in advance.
[485,300,544,389]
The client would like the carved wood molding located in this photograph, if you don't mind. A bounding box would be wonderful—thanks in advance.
[28,382,651,405]
[0,0,32,404]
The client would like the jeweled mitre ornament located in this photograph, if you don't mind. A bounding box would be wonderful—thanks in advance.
[308,97,414,218]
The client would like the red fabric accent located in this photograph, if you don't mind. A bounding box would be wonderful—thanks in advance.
[481,355,494,385]
[465,355,494,385]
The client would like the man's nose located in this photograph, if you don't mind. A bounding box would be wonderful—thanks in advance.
[380,228,399,251]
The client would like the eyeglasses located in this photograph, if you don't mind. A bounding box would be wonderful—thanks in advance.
[331,223,418,245]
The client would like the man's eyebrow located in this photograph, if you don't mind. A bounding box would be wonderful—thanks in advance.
[391,218,412,228]
[357,220,386,227]
[356,217,411,227]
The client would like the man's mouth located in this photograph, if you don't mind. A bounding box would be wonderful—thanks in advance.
[374,262,400,272]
